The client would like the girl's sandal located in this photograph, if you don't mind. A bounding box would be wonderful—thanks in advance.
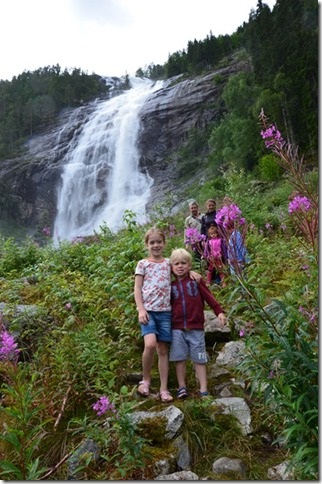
[137,380,150,397]
[158,390,174,403]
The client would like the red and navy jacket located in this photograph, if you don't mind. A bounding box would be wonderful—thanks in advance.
[171,276,224,330]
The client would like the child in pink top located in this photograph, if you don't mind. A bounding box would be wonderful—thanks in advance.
[204,225,227,286]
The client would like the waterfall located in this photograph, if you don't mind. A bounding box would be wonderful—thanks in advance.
[53,78,162,242]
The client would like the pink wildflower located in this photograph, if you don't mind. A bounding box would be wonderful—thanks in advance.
[288,196,311,214]
[185,228,206,245]
[92,396,117,417]
[215,204,243,228]
[0,330,20,361]
[260,124,285,149]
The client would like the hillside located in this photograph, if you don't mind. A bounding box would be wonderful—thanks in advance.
[0,126,318,478]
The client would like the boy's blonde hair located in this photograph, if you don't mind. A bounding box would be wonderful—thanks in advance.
[169,248,192,265]
[144,227,165,245]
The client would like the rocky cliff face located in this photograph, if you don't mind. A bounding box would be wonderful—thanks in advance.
[0,56,251,236]
[138,58,251,204]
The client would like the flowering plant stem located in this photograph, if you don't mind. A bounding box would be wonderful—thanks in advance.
[259,109,318,255]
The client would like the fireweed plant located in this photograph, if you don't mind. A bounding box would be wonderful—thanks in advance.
[0,329,51,480]
[0,326,20,362]
[259,109,318,254]
[225,112,318,479]
[184,227,206,259]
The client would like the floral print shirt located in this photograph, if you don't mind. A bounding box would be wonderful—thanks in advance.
[135,258,171,311]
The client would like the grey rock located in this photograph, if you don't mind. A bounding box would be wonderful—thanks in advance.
[218,386,232,397]
[130,405,184,439]
[267,460,294,480]
[212,456,247,478]
[216,340,246,368]
[155,470,199,480]
[0,302,39,317]
[67,438,100,480]
[153,458,174,477]
[208,364,231,380]
[173,435,191,470]
[210,397,252,435]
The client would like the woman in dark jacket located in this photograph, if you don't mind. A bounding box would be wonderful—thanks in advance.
[200,199,217,236]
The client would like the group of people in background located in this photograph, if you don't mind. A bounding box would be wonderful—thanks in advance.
[184,198,248,285]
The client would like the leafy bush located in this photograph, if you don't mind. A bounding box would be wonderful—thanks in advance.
[258,154,282,181]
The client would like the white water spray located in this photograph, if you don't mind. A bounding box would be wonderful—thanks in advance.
[54,78,162,242]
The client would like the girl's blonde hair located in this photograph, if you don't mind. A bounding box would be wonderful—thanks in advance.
[169,248,192,265]
[144,227,165,245]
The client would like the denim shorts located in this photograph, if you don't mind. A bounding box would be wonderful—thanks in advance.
[169,329,207,364]
[140,311,172,342]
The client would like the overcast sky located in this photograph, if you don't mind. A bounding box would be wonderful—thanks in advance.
[0,0,277,81]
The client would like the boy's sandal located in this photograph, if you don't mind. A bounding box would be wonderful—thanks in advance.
[137,380,150,397]
[176,387,189,399]
[199,391,210,398]
[158,390,174,403]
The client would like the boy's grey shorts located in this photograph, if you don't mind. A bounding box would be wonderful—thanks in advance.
[169,329,208,364]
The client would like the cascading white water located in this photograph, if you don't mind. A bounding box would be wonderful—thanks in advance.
[53,78,162,242]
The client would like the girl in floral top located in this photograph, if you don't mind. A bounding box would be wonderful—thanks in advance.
[134,227,174,403]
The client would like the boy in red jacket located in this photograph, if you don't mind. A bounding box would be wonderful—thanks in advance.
[169,248,226,399]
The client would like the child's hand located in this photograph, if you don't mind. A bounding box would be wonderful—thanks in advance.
[217,312,226,327]
[189,270,201,282]
[138,308,149,325]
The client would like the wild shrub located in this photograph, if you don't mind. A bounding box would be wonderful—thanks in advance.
[0,236,42,278]
[258,153,282,181]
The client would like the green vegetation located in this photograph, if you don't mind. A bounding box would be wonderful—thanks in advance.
[0,123,318,479]
[0,0,318,479]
